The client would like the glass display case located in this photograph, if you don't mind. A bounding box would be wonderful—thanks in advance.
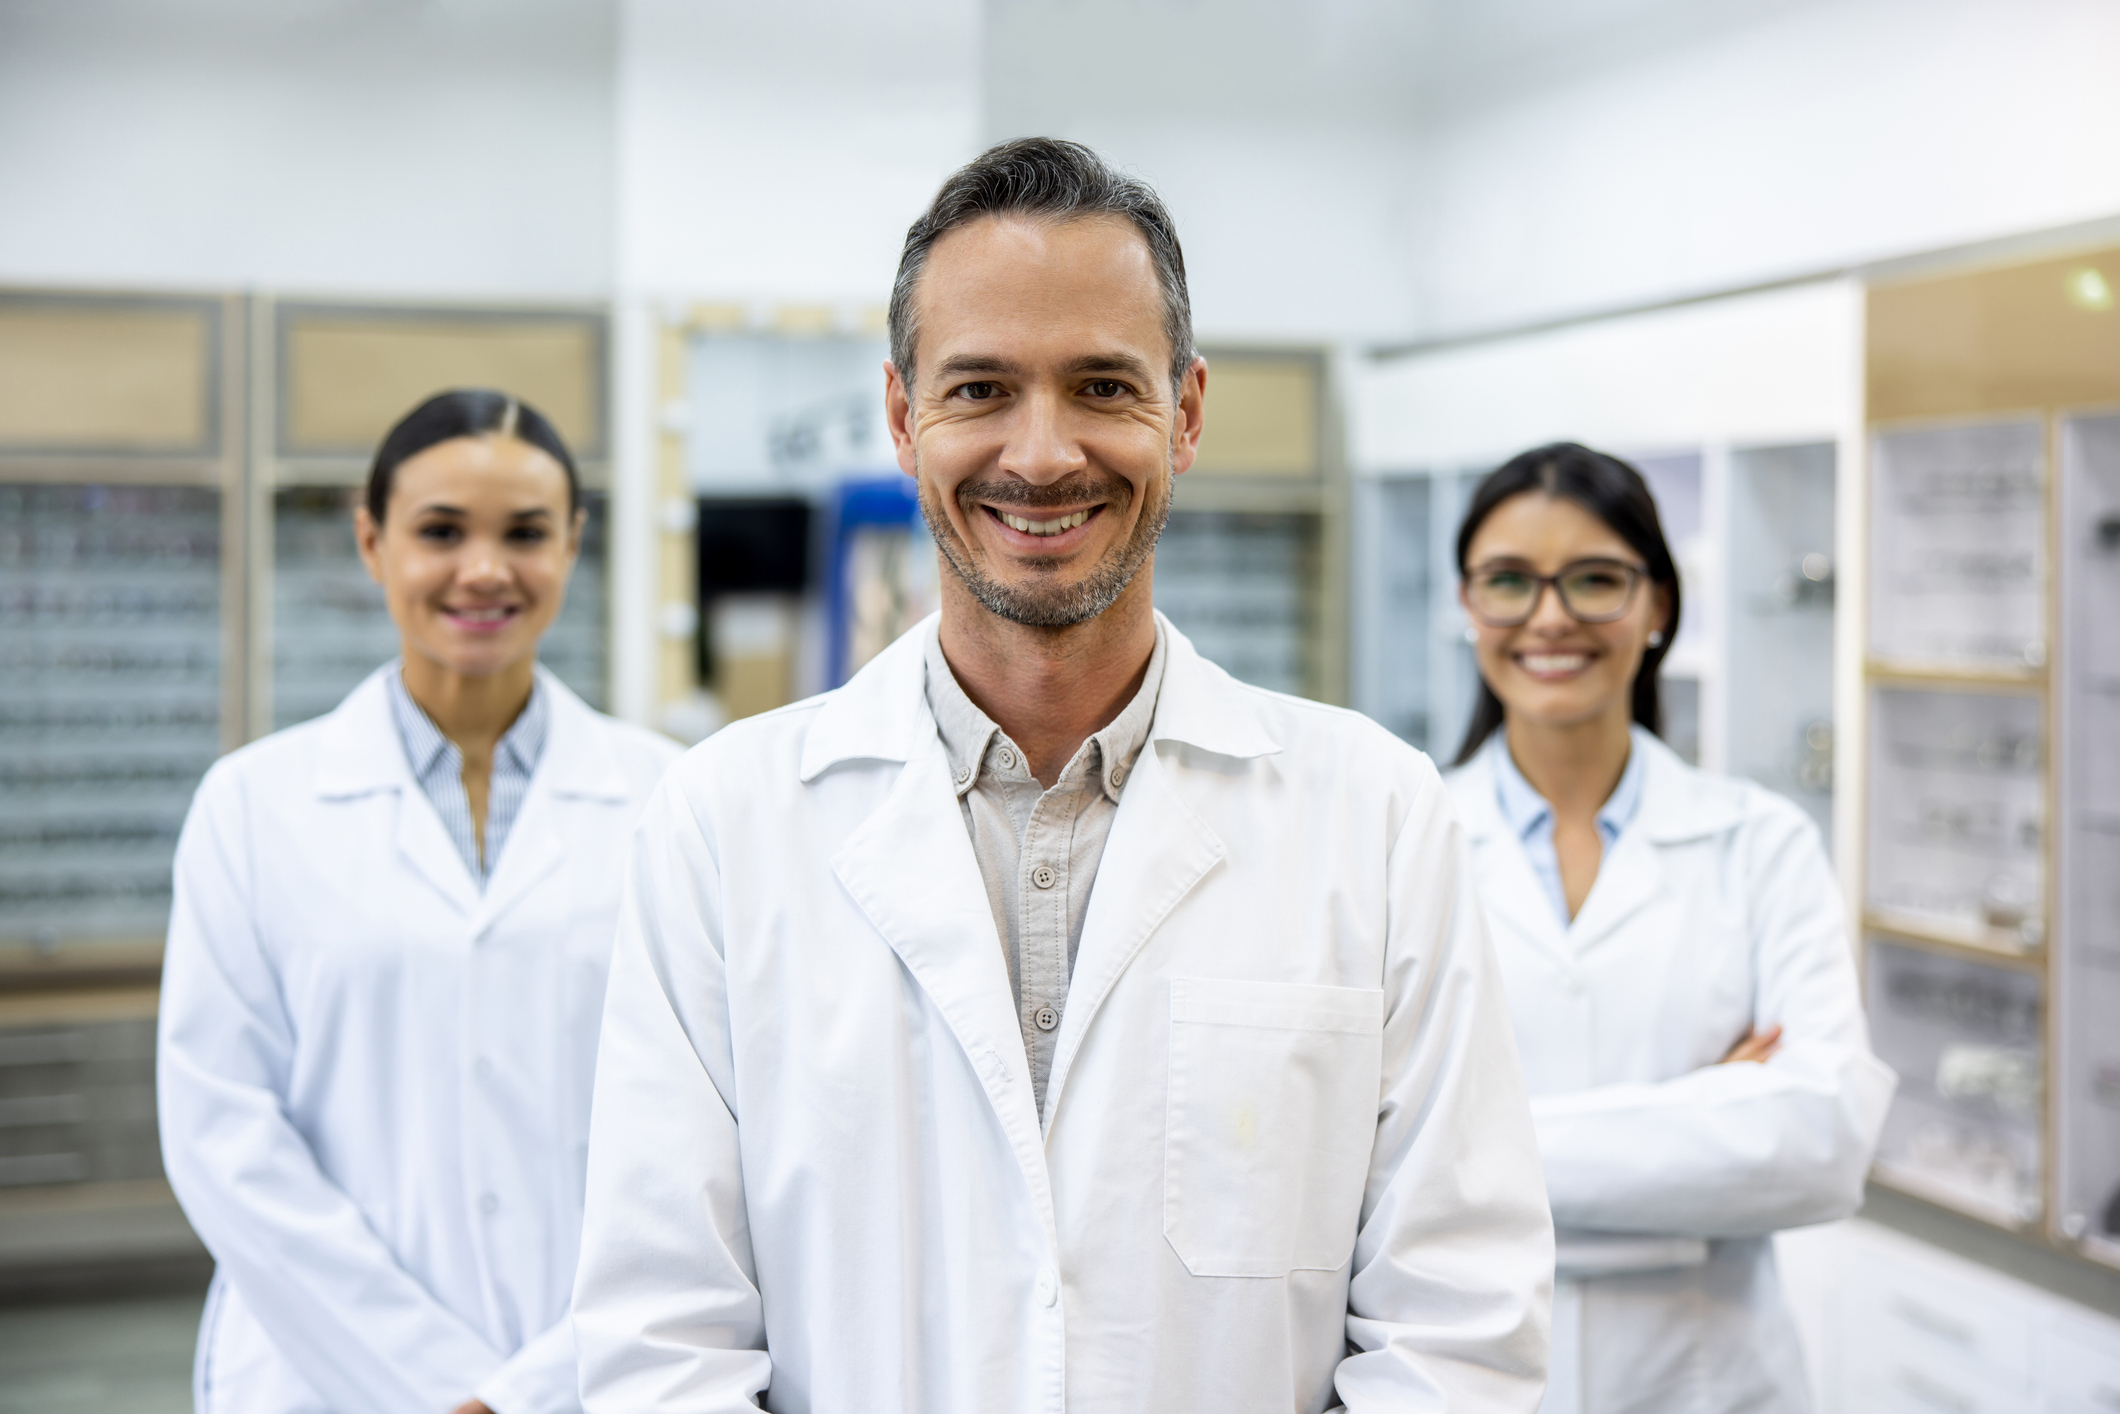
[1155,510,1319,698]
[1724,442,1836,843]
[1868,939,2045,1227]
[270,486,611,730]
[1865,685,2045,949]
[2059,412,2120,1262]
[1870,419,2046,670]
[0,484,223,948]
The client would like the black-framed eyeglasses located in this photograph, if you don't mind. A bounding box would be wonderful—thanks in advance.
[1464,558,1648,627]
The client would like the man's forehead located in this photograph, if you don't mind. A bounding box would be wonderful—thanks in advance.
[913,213,1168,371]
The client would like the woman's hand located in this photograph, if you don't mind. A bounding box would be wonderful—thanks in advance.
[448,1401,495,1414]
[1717,1024,1783,1065]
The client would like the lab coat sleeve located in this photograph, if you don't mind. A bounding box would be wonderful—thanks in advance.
[1336,775,1555,1413]
[156,767,506,1414]
[573,773,773,1413]
[1531,802,1897,1238]
[474,1316,578,1414]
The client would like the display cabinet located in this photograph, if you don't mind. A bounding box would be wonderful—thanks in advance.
[1858,242,2120,1272]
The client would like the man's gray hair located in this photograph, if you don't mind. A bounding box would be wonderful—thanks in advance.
[888,138,1196,394]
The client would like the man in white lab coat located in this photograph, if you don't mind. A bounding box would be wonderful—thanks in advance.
[573,137,1554,1414]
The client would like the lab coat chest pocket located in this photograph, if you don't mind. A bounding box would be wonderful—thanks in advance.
[1163,977,1384,1279]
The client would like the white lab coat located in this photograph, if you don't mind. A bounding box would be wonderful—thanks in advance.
[1446,731,1895,1414]
[573,614,1555,1414]
[158,665,680,1414]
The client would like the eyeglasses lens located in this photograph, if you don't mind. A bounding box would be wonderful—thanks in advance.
[1558,566,1634,620]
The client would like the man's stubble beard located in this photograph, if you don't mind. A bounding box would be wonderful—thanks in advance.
[918,460,1172,630]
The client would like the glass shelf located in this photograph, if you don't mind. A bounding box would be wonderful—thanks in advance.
[2059,412,2120,1259]
[0,484,223,948]
[1726,442,1836,844]
[1870,419,2045,671]
[270,486,610,730]
[1868,937,2044,1227]
[1865,684,2044,948]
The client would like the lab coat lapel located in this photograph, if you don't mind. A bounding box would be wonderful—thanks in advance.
[313,667,480,917]
[1452,751,1572,968]
[474,674,624,935]
[1563,822,1661,957]
[1042,735,1223,1132]
[1041,621,1273,1131]
[829,720,1048,1192]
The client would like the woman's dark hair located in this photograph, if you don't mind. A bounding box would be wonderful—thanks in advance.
[365,389,580,523]
[1451,441,1682,766]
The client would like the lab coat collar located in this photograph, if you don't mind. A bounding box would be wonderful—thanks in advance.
[312,664,628,804]
[799,611,1282,783]
[1453,726,1749,961]
[310,663,630,921]
[1454,727,1744,846]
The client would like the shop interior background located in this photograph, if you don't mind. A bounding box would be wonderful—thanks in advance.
[3,0,2119,1408]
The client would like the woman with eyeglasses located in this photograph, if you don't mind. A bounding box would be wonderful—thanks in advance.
[1442,444,1894,1414]
[158,390,680,1414]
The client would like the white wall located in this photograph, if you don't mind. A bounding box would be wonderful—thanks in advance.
[0,0,618,299]
[1353,279,1862,472]
[1403,0,2120,337]
[616,0,983,304]
[983,0,1424,343]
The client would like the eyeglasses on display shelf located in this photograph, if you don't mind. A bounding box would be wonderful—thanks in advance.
[1867,938,2045,1228]
[1154,510,1320,699]
[0,485,223,954]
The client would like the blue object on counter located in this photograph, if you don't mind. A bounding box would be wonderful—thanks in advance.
[827,476,922,686]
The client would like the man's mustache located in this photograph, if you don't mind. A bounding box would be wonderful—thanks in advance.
[955,473,1135,512]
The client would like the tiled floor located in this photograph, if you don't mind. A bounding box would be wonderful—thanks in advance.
[0,1292,200,1413]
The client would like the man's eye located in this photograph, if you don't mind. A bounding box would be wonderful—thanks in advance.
[1085,380,1127,398]
[956,382,1000,401]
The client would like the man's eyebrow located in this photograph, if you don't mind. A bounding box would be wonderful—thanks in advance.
[932,354,1019,378]
[1066,352,1156,379]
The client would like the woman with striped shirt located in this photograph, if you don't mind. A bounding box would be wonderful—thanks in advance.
[158,390,681,1414]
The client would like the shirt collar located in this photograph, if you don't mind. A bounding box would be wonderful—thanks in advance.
[1489,727,1648,843]
[386,664,549,782]
[923,620,1168,802]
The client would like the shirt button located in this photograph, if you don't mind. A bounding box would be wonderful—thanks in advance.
[1033,1005,1059,1031]
[1032,864,1056,889]
[998,746,1017,770]
[954,765,973,787]
[479,1193,499,1215]
[1110,763,1127,787]
[1034,1266,1058,1307]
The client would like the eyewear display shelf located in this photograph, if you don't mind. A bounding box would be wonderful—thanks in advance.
[1857,246,2120,1278]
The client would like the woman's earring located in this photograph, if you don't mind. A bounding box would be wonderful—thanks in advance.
[1647,630,1666,647]
[1463,626,1479,644]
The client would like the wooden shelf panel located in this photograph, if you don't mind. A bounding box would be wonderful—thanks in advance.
[1863,912,2046,971]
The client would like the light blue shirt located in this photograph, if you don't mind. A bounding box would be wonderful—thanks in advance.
[386,666,548,887]
[1490,727,1647,926]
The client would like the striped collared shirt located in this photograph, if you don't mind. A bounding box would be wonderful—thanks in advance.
[386,666,549,888]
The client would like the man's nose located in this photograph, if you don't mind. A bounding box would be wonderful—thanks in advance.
[998,387,1088,485]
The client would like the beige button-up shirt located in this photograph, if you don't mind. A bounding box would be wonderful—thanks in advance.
[923,625,1167,1114]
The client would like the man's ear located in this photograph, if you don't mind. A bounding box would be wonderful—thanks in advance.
[884,361,917,479]
[1168,355,1208,476]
